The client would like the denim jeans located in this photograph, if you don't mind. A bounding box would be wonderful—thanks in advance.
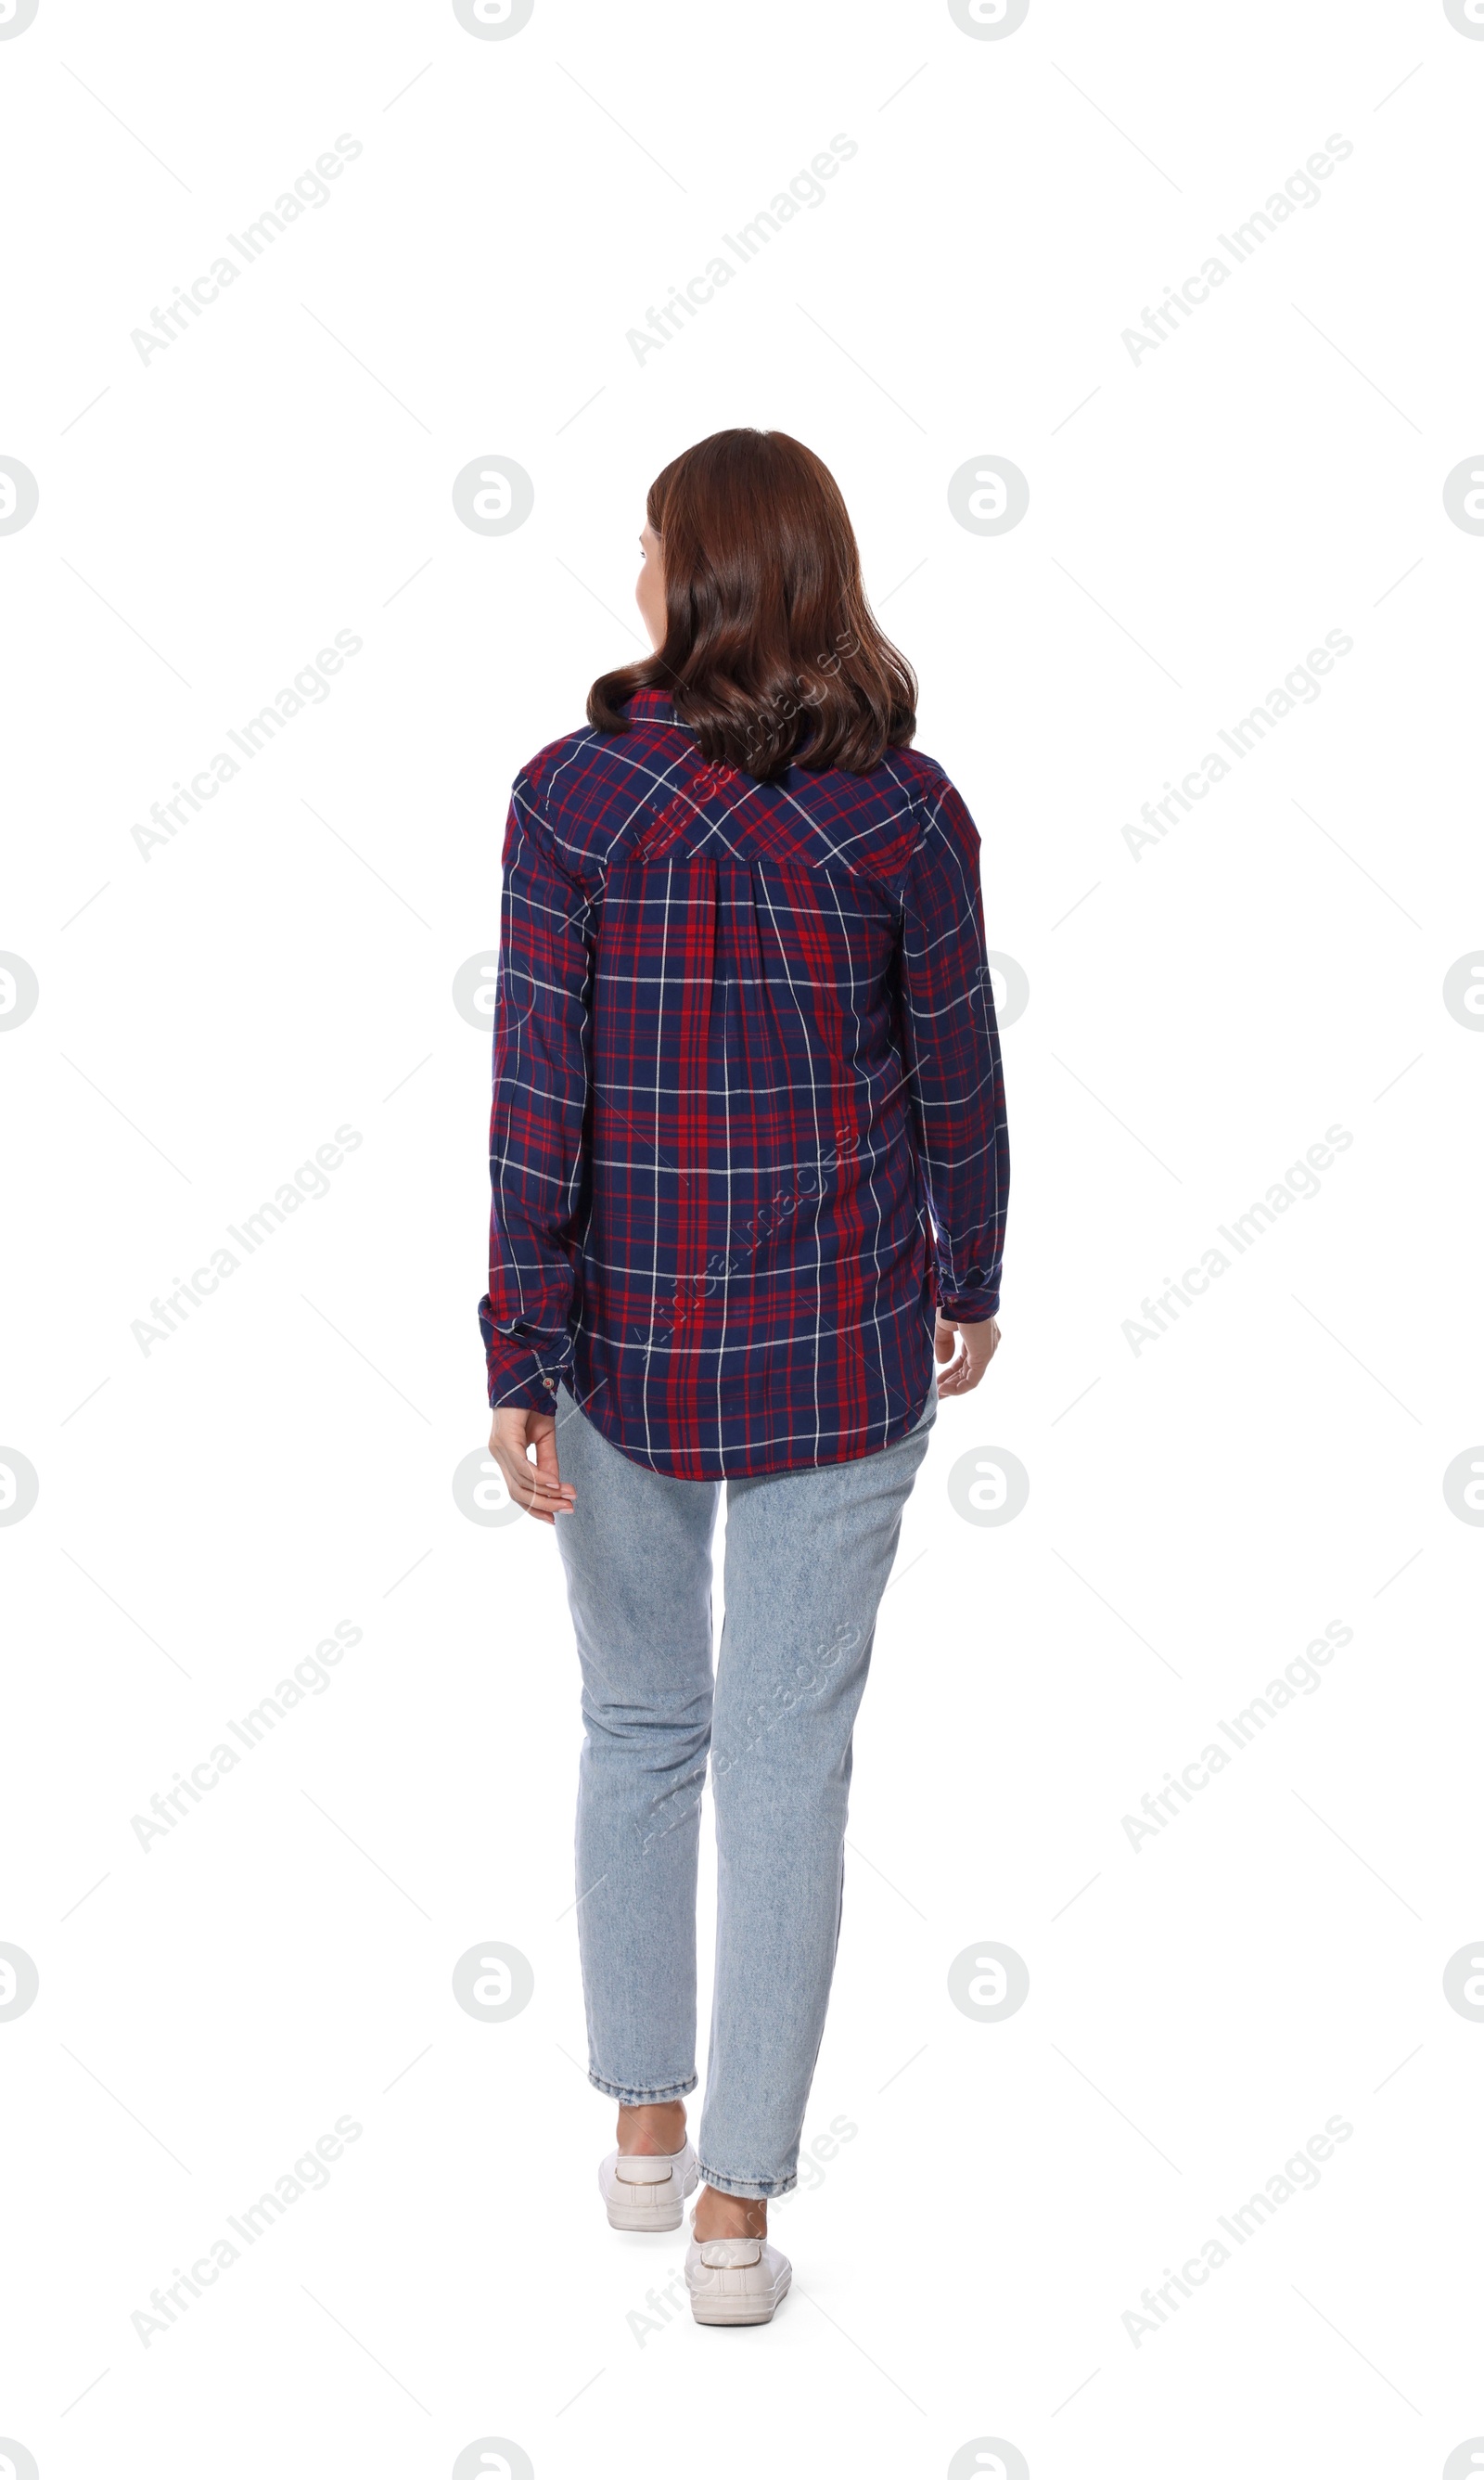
[551,1373,936,2198]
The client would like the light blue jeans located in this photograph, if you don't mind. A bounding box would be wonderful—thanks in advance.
[552,1375,936,2198]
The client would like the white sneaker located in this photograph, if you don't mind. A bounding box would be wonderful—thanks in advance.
[598,2142,699,2232]
[684,2230,792,2326]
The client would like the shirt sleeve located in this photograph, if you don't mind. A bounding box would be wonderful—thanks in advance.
[896,771,1009,1322]
[478,774,595,1409]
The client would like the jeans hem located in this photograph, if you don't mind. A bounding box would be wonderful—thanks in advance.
[588,2069,698,2105]
[696,2162,798,2201]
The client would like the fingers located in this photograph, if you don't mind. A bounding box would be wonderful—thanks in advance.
[499,1456,573,1526]
[935,1317,1002,1395]
[935,1332,970,1394]
[487,1407,577,1526]
[531,1419,576,1521]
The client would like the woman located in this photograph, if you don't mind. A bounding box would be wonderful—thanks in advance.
[480,428,1008,2327]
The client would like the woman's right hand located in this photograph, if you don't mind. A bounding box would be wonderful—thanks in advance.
[933,1316,1001,1396]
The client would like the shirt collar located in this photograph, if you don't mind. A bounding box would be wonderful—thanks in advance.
[623,683,689,726]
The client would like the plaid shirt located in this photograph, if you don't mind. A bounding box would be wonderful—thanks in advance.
[480,687,1008,1478]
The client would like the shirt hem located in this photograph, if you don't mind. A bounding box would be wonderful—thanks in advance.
[559,1368,936,1483]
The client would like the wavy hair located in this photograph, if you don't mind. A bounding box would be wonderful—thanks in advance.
[587,429,916,784]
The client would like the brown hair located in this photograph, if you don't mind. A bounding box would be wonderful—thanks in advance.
[587,429,916,784]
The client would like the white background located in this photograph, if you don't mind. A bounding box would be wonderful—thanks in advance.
[3,1,1482,2473]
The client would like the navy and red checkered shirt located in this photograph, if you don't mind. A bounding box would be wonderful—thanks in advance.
[479,687,1008,1478]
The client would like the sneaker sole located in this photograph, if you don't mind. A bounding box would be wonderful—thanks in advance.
[605,2195,686,2232]
[688,2269,791,2326]
[600,2153,697,2232]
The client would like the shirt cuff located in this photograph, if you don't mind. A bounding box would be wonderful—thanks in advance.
[936,1282,1000,1324]
[480,1296,573,1410]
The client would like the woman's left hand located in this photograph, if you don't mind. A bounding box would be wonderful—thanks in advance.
[488,1406,576,1524]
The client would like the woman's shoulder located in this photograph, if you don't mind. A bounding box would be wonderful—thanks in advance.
[508,701,694,880]
[879,742,954,797]
[876,743,979,828]
[516,693,686,800]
